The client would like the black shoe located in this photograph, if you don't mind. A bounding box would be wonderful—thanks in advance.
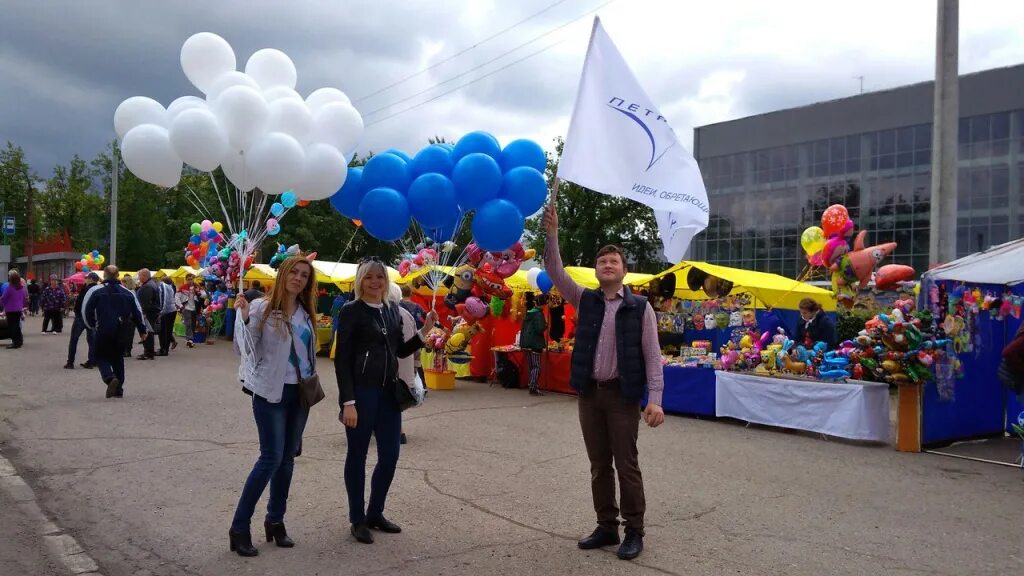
[170,341,178,350]
[136,354,153,360]
[155,351,169,357]
[228,529,258,557]
[577,527,619,550]
[264,521,294,547]
[122,351,131,358]
[80,362,96,369]
[64,363,74,369]
[351,523,374,544]
[400,433,407,445]
[616,531,643,560]
[105,377,120,399]
[366,516,401,534]
[529,388,542,396]
[5,344,20,349]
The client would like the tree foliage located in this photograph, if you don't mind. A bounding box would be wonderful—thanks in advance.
[524,138,665,273]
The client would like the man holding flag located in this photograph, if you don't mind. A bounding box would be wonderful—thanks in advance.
[546,17,710,560]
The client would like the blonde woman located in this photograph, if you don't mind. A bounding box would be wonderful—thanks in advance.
[229,256,318,557]
[335,257,437,544]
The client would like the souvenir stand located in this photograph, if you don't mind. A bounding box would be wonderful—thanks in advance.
[917,239,1024,453]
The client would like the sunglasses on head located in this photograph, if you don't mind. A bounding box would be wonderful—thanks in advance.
[358,256,384,265]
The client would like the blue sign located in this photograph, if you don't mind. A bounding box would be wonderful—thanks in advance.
[2,215,13,236]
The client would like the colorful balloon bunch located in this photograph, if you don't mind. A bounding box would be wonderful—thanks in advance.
[801,204,898,307]
[203,289,230,315]
[268,243,316,269]
[115,32,361,200]
[330,132,548,251]
[75,250,105,273]
[185,219,226,269]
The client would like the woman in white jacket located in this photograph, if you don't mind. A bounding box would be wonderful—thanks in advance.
[228,256,318,557]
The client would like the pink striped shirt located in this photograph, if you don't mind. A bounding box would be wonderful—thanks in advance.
[545,235,664,406]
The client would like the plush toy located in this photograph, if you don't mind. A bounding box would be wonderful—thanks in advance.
[443,264,476,309]
[466,242,536,279]
[472,263,513,301]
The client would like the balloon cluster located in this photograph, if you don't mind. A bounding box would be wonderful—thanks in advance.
[115,32,362,201]
[269,243,316,269]
[524,268,553,294]
[330,132,547,249]
[203,288,230,315]
[801,204,898,307]
[75,250,105,273]
[185,219,226,269]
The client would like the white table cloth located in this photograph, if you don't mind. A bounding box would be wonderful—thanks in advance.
[715,371,891,442]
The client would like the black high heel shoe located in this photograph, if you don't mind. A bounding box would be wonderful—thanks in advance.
[228,529,258,557]
[264,521,294,547]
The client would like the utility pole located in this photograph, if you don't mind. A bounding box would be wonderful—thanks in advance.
[854,75,864,94]
[929,0,958,266]
[110,144,119,267]
[23,167,34,278]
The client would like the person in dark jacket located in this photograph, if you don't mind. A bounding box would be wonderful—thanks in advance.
[40,276,67,334]
[520,292,547,395]
[84,266,146,399]
[334,257,437,545]
[134,269,162,360]
[794,298,837,350]
[65,272,100,369]
[27,279,41,316]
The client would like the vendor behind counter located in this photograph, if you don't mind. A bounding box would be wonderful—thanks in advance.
[794,297,837,350]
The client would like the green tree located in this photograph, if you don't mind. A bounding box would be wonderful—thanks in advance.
[524,138,665,273]
[38,155,106,250]
[0,143,41,259]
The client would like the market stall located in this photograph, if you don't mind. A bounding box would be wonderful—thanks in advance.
[918,239,1024,446]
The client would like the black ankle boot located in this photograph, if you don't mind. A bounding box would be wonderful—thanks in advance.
[228,529,258,557]
[264,521,294,547]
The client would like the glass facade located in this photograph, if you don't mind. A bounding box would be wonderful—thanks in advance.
[691,109,1024,277]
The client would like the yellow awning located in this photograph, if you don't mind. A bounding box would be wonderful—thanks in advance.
[628,261,836,311]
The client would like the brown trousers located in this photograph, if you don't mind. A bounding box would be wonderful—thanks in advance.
[578,384,645,535]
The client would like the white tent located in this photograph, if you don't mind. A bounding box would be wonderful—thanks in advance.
[922,238,1024,286]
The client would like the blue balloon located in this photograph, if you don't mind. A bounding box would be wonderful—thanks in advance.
[91,250,99,258]
[451,131,501,165]
[499,166,547,216]
[359,187,411,242]
[330,167,365,219]
[408,173,459,229]
[362,153,411,195]
[409,145,454,177]
[190,234,201,244]
[382,148,413,163]
[270,202,285,217]
[471,199,523,251]
[452,153,502,210]
[281,191,297,208]
[536,270,553,294]
[499,139,546,173]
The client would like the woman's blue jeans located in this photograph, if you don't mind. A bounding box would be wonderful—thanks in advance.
[344,383,402,525]
[231,385,309,532]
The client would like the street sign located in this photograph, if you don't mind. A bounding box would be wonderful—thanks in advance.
[2,215,14,236]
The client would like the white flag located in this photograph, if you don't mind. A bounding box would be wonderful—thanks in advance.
[558,17,709,263]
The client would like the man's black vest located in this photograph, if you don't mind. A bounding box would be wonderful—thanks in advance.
[570,286,648,402]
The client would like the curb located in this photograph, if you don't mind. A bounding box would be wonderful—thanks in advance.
[0,451,104,575]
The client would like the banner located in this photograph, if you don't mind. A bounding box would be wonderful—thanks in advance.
[558,17,709,262]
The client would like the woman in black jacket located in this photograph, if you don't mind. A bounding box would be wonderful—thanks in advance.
[794,298,838,350]
[335,258,437,544]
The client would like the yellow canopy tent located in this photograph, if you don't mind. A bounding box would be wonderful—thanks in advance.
[627,261,836,311]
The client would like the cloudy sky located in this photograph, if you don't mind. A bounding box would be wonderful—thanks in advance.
[2,0,1023,176]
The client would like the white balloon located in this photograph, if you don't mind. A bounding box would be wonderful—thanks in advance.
[180,33,237,94]
[526,268,541,290]
[121,124,182,188]
[245,49,297,90]
[266,98,314,142]
[294,143,347,201]
[246,132,305,195]
[308,102,363,154]
[114,97,167,139]
[168,108,228,172]
[166,96,207,123]
[205,71,261,101]
[263,86,303,103]
[212,85,269,151]
[305,87,351,115]
[221,150,256,192]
